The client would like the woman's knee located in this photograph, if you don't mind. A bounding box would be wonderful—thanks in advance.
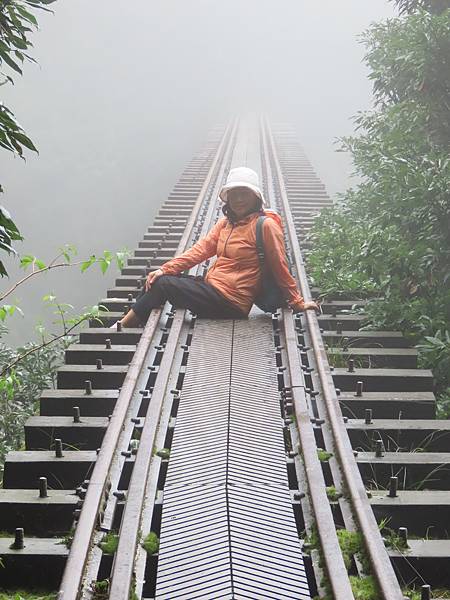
[153,274,175,292]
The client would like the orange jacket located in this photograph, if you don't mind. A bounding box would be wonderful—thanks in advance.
[160,210,305,315]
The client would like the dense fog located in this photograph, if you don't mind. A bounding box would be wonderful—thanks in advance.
[0,0,394,347]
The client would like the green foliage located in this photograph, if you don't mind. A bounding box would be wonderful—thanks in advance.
[156,448,170,460]
[336,529,364,570]
[0,103,37,156]
[389,0,450,16]
[306,4,450,415]
[57,525,76,549]
[382,526,410,549]
[0,303,23,322]
[0,205,23,277]
[0,0,56,82]
[0,241,130,479]
[98,532,119,554]
[90,580,109,600]
[0,0,57,277]
[325,486,342,501]
[362,9,450,144]
[0,322,72,482]
[141,531,159,555]
[306,523,377,599]
[416,329,450,410]
[403,587,450,599]
[0,592,57,600]
[317,448,333,462]
[349,575,379,600]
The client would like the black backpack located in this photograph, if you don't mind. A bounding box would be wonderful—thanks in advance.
[253,215,288,313]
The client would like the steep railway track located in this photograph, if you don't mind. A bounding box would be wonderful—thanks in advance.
[0,115,448,600]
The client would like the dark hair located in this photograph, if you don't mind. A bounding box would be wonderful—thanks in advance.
[221,197,264,224]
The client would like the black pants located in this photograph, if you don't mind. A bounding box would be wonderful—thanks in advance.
[131,274,247,323]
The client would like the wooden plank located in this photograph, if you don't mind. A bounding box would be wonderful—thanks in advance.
[24,415,109,450]
[339,391,435,418]
[39,388,120,417]
[344,419,450,451]
[333,368,433,392]
[2,451,96,489]
[322,331,410,348]
[356,452,450,490]
[0,537,68,587]
[0,489,78,535]
[65,344,136,365]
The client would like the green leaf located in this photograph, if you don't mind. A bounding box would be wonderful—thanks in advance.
[35,259,46,269]
[15,6,39,26]
[13,131,38,153]
[98,257,109,274]
[0,304,23,321]
[19,254,35,269]
[0,49,23,74]
[80,255,96,273]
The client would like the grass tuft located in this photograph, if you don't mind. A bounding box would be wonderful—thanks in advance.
[141,531,159,555]
[0,593,57,600]
[326,486,342,501]
[98,532,119,554]
[317,448,333,462]
[155,448,170,460]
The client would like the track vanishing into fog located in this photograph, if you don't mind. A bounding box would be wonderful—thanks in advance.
[1,115,449,600]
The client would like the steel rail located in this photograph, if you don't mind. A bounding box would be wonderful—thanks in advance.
[263,114,405,599]
[260,117,355,599]
[262,120,367,582]
[108,117,239,599]
[58,117,237,600]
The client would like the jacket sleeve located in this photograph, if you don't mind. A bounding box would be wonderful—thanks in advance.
[160,218,226,275]
[262,218,305,310]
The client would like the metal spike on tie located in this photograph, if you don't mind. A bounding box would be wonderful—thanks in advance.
[11,528,25,550]
[39,477,48,498]
[421,585,431,600]
[375,439,384,458]
[73,406,81,423]
[388,476,398,498]
[54,439,63,458]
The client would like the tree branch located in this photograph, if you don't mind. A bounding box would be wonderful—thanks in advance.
[1,257,91,302]
[0,317,84,377]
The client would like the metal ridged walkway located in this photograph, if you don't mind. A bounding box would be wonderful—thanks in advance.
[155,316,310,599]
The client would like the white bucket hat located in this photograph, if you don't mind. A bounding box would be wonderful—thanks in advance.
[219,166,267,207]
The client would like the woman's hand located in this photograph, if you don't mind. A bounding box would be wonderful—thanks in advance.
[303,301,321,312]
[291,300,321,313]
[145,268,164,292]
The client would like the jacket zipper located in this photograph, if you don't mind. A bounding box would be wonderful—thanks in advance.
[223,224,234,257]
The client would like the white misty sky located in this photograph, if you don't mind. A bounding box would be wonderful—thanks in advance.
[0,0,395,346]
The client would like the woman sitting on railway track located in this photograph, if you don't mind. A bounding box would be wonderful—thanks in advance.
[114,166,319,327]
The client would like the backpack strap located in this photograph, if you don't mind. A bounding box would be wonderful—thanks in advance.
[255,216,267,265]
